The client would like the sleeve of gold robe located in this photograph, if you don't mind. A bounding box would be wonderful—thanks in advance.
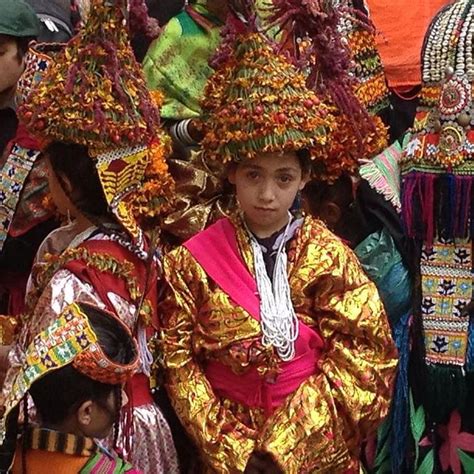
[161,247,256,473]
[258,240,398,473]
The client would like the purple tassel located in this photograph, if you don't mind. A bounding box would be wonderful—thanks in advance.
[402,172,474,242]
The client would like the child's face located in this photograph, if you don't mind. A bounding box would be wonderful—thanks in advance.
[228,151,308,238]
[0,36,25,99]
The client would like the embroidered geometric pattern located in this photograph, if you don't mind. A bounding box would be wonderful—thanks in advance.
[96,146,149,241]
[15,43,62,108]
[0,304,97,445]
[420,238,473,366]
[0,145,41,251]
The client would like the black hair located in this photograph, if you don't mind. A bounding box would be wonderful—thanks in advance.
[0,35,34,62]
[45,142,112,220]
[227,148,312,177]
[296,149,312,176]
[303,174,354,216]
[15,37,33,60]
[28,303,136,426]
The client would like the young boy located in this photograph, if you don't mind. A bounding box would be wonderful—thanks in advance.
[0,302,141,473]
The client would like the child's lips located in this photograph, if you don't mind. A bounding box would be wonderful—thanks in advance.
[254,207,277,213]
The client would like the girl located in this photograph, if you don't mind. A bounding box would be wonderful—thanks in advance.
[159,18,398,474]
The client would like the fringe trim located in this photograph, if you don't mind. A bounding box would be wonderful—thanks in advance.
[401,171,474,245]
[360,159,401,213]
[424,364,467,423]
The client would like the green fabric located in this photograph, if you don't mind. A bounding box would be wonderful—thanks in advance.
[80,450,135,473]
[355,227,411,327]
[0,0,39,37]
[142,0,274,121]
[143,8,222,120]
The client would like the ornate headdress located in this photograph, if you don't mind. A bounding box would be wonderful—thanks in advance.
[267,0,389,181]
[335,1,390,117]
[19,0,174,245]
[401,0,474,243]
[200,4,334,164]
[0,302,139,444]
[400,0,474,422]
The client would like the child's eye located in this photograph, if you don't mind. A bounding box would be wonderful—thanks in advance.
[279,175,294,184]
[246,171,260,180]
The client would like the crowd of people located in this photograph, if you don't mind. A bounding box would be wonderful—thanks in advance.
[0,0,473,473]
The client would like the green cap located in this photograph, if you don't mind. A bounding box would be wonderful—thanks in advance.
[0,0,40,38]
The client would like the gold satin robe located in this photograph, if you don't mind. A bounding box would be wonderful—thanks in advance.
[160,214,398,473]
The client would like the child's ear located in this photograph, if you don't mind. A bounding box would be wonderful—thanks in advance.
[57,173,74,195]
[76,400,93,427]
[299,173,310,191]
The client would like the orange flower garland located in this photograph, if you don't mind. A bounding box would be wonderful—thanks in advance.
[200,33,334,164]
[130,90,176,228]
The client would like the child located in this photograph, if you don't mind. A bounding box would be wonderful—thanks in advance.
[159,10,398,473]
[1,0,178,471]
[0,41,62,318]
[1,302,140,473]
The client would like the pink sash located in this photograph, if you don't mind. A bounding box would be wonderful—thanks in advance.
[184,218,324,414]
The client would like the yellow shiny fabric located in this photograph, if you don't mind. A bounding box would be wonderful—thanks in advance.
[160,215,398,473]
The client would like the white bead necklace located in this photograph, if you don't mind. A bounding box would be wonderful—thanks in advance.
[246,215,300,361]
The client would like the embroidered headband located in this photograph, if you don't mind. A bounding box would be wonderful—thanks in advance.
[72,303,140,385]
[0,303,139,444]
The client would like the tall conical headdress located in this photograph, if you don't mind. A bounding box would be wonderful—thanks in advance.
[19,0,174,244]
[267,0,388,181]
[200,2,334,164]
